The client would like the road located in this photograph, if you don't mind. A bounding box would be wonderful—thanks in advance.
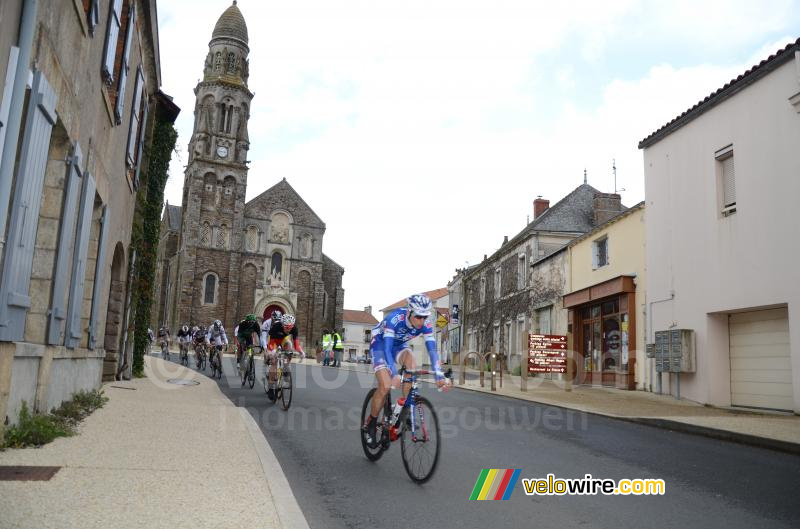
[207,357,800,529]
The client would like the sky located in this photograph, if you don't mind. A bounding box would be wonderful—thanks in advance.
[156,0,800,314]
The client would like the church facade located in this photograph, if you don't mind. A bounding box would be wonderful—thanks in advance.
[153,3,344,349]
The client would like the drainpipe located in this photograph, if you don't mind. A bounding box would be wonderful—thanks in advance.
[0,0,38,258]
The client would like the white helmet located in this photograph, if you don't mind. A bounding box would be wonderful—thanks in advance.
[281,314,296,327]
[407,294,433,317]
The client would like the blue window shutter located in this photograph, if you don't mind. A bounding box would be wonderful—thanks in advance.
[114,4,136,125]
[133,98,148,188]
[0,47,20,167]
[88,0,100,36]
[102,0,124,85]
[65,172,96,349]
[47,142,82,345]
[126,67,144,167]
[88,205,110,350]
[0,70,57,341]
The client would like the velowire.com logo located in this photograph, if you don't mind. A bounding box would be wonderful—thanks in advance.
[469,469,522,500]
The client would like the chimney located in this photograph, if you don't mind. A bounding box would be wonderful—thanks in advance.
[502,235,508,246]
[592,193,623,226]
[533,197,550,219]
[364,305,372,315]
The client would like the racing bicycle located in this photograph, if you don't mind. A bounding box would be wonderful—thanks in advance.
[240,344,260,389]
[360,368,451,484]
[265,347,293,410]
[209,343,223,380]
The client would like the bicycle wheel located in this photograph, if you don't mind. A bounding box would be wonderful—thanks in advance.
[248,357,255,389]
[280,367,292,410]
[360,388,391,462]
[216,353,223,380]
[400,396,441,484]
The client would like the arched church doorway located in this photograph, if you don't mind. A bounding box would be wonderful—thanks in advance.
[263,303,287,322]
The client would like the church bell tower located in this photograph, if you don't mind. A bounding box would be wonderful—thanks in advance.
[176,1,253,327]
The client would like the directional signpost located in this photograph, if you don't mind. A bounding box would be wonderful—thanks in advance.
[528,334,568,375]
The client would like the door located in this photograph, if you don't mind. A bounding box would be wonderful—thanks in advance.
[729,308,792,411]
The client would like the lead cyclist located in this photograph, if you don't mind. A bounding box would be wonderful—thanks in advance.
[365,294,450,448]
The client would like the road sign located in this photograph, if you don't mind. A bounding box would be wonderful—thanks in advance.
[528,334,568,374]
[436,313,448,329]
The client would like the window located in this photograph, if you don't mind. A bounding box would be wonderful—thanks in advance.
[126,66,145,168]
[494,268,501,299]
[246,226,259,252]
[716,146,736,216]
[203,273,217,305]
[114,3,136,125]
[271,252,283,278]
[536,306,552,334]
[479,276,486,305]
[504,322,512,356]
[517,254,527,289]
[102,0,124,85]
[200,222,211,246]
[217,224,229,249]
[593,236,608,269]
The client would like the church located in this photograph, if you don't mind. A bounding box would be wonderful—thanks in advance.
[153,2,344,349]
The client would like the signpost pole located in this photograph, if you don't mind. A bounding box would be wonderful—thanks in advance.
[566,331,573,393]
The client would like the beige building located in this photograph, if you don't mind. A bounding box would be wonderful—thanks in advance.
[639,39,800,412]
[563,204,646,390]
[0,1,176,425]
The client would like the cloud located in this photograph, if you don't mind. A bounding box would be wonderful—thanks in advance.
[157,0,800,311]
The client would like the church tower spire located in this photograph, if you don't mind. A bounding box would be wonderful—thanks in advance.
[175,2,254,328]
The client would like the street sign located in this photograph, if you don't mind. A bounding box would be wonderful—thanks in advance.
[436,313,448,329]
[528,334,568,374]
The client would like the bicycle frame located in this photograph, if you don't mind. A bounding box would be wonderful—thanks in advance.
[395,369,432,442]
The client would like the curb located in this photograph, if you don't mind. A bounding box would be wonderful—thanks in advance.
[452,382,800,456]
[239,408,311,529]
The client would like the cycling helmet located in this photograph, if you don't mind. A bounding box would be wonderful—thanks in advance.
[181,325,189,333]
[271,310,282,321]
[281,314,296,327]
[407,294,433,317]
[213,319,222,330]
[245,314,257,322]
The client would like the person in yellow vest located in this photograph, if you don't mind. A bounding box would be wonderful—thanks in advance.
[332,329,344,368]
[322,330,333,366]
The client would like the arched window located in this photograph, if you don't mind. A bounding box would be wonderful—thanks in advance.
[246,226,259,252]
[270,252,283,279]
[217,224,229,249]
[200,222,211,246]
[203,273,217,304]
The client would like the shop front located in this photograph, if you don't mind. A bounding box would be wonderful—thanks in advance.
[563,276,636,390]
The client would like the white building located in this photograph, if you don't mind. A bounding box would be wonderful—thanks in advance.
[639,38,800,413]
[342,307,379,362]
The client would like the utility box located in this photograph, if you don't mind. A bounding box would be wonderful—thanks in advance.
[652,329,695,373]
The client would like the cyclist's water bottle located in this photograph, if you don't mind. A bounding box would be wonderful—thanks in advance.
[391,397,405,422]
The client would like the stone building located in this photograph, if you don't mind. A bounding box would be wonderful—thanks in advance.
[461,184,625,372]
[0,0,177,426]
[153,3,344,349]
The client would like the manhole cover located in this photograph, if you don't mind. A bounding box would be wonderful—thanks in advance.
[166,379,200,386]
[0,466,61,481]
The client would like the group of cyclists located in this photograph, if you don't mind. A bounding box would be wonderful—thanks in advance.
[149,310,305,400]
[148,293,451,441]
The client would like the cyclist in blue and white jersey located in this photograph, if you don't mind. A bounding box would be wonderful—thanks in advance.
[365,294,449,447]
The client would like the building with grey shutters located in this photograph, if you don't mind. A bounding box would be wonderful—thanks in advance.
[153,3,344,350]
[0,0,177,427]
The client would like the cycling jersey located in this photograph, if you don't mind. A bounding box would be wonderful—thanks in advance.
[237,320,263,347]
[267,321,301,352]
[206,324,228,346]
[370,308,441,378]
[177,328,192,342]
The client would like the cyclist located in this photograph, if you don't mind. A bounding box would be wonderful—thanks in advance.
[147,328,155,354]
[176,324,192,359]
[260,310,281,352]
[364,294,449,448]
[157,325,171,357]
[205,320,228,369]
[192,324,207,367]
[236,314,264,369]
[265,313,304,400]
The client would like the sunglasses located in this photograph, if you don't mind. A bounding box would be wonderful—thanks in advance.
[411,315,427,321]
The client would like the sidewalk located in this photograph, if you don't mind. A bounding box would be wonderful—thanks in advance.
[0,356,310,529]
[325,360,800,454]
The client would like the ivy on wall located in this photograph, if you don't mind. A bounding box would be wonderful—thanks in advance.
[130,99,179,377]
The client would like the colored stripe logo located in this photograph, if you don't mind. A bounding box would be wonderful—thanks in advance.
[469,469,521,500]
